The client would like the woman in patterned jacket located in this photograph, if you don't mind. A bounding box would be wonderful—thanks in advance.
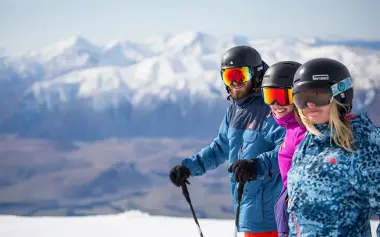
[287,58,380,236]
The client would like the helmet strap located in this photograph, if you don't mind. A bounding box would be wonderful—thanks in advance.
[225,86,231,100]
[251,64,265,88]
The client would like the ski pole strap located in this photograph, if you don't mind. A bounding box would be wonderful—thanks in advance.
[235,182,245,230]
[181,182,205,237]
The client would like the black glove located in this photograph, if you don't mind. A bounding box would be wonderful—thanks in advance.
[228,159,258,184]
[169,164,191,187]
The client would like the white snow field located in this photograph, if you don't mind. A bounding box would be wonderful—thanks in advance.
[0,210,378,237]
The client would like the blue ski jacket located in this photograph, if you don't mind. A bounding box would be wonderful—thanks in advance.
[182,90,286,233]
[287,113,380,236]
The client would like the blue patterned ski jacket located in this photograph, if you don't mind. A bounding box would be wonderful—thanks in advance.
[287,113,380,236]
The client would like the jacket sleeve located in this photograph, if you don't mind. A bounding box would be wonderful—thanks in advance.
[352,128,380,233]
[181,110,230,176]
[254,115,285,179]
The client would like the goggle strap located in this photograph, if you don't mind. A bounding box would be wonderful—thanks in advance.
[285,88,291,103]
[331,77,353,97]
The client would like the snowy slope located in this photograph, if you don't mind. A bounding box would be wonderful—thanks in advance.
[14,32,380,109]
[0,32,379,140]
[26,56,223,110]
[0,210,378,237]
[8,36,102,80]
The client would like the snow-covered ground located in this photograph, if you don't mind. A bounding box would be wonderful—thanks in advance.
[0,210,378,237]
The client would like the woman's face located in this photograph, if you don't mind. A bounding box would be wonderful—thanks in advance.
[270,104,294,119]
[302,102,331,124]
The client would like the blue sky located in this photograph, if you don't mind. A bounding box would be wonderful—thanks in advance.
[1,0,379,54]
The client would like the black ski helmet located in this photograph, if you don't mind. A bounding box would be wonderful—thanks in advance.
[261,61,302,88]
[220,46,268,92]
[293,58,354,113]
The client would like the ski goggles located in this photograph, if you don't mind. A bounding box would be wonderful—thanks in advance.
[293,77,353,109]
[221,66,253,86]
[262,87,293,106]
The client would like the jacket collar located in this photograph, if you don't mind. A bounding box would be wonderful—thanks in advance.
[272,111,300,128]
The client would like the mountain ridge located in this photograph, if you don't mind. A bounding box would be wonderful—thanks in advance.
[0,32,379,141]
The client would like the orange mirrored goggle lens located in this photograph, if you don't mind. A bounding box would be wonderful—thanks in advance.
[262,88,293,106]
[222,67,252,86]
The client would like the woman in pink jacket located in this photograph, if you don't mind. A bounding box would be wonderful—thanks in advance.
[261,61,307,237]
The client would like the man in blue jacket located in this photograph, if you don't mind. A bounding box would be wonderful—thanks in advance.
[169,46,285,237]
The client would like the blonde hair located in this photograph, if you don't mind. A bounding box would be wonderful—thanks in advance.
[293,106,304,127]
[298,100,354,152]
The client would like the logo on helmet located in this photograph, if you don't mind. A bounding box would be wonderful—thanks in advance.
[312,74,329,81]
[230,61,234,65]
[337,82,345,91]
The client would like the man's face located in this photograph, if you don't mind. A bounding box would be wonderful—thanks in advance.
[229,80,254,100]
[221,66,255,100]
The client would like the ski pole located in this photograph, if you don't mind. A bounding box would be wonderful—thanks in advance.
[233,182,245,237]
[181,181,205,237]
[233,145,245,237]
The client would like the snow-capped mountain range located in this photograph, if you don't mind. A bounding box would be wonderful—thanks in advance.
[1,31,380,140]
